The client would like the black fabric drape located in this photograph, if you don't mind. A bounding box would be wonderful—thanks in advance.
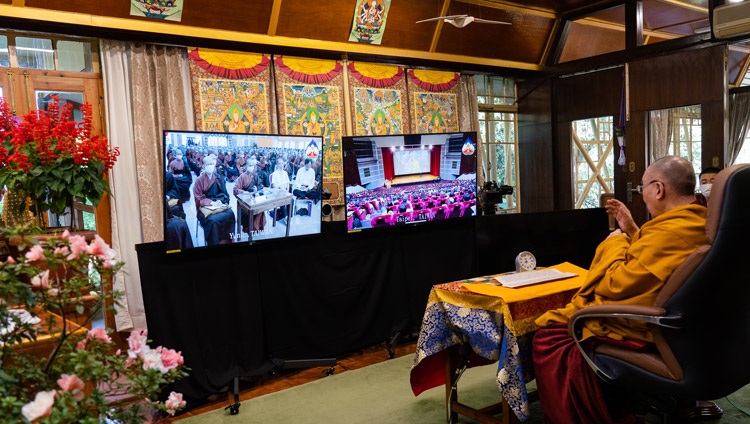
[136,210,608,404]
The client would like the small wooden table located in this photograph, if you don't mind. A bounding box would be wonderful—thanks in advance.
[235,189,294,240]
[410,263,587,424]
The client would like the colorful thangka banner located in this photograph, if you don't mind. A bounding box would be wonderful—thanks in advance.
[187,49,272,134]
[274,56,344,179]
[130,0,184,21]
[349,0,391,45]
[407,69,460,134]
[347,62,407,136]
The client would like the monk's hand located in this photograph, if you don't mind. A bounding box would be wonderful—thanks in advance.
[605,198,639,236]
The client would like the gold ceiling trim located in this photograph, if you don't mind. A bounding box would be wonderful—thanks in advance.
[0,5,540,71]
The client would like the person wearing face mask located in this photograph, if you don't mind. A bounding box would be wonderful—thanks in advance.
[193,155,235,245]
[233,163,266,236]
[695,166,722,207]
[168,149,192,202]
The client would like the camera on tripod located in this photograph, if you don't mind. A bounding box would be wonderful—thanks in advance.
[479,181,514,215]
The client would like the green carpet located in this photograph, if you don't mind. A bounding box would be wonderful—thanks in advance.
[175,354,750,423]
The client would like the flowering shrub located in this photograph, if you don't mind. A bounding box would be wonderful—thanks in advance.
[0,229,188,423]
[0,96,120,220]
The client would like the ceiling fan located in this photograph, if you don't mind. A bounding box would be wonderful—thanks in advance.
[416,14,511,28]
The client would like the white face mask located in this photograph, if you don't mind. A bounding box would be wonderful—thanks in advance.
[176,154,183,160]
[700,183,712,199]
[204,164,216,175]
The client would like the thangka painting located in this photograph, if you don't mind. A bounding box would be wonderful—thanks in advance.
[274,56,344,180]
[187,49,273,134]
[130,0,183,21]
[347,62,408,136]
[349,0,391,45]
[407,69,460,134]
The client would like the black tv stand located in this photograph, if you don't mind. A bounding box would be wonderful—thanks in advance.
[225,357,337,415]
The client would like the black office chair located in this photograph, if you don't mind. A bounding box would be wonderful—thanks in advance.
[569,163,750,421]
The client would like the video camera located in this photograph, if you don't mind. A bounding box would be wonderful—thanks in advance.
[479,182,514,215]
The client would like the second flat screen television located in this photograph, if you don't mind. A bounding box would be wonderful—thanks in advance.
[163,130,323,252]
[342,132,478,233]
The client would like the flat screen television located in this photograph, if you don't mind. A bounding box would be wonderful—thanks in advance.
[342,132,478,233]
[163,130,323,252]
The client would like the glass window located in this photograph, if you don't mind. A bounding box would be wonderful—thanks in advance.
[57,40,93,72]
[0,35,9,67]
[476,75,519,213]
[648,105,702,180]
[16,36,55,70]
[571,116,615,209]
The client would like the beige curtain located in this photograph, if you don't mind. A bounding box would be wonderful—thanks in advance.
[728,90,750,165]
[101,40,194,331]
[648,108,673,162]
[458,75,481,185]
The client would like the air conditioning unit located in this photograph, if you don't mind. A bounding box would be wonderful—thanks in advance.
[713,1,750,39]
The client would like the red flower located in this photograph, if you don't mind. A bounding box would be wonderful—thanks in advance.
[0,95,119,220]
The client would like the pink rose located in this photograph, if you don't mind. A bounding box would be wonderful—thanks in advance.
[21,390,56,422]
[164,391,186,415]
[87,235,116,264]
[127,329,149,357]
[24,244,45,262]
[30,269,50,289]
[141,349,164,372]
[157,346,184,372]
[6,256,15,264]
[67,234,88,260]
[57,374,86,401]
[88,327,112,344]
[53,246,70,257]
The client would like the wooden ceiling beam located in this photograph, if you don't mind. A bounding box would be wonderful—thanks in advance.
[268,0,282,36]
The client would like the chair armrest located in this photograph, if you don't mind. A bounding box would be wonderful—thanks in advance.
[568,304,680,382]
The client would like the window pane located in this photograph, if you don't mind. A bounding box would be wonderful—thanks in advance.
[58,40,92,72]
[0,35,9,67]
[36,91,86,121]
[16,36,54,70]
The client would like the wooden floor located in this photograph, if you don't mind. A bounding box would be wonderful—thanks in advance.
[168,339,419,422]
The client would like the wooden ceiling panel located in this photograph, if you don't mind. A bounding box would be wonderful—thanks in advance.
[25,0,131,18]
[435,8,553,64]
[176,0,274,35]
[642,0,707,34]
[275,0,355,42]
[559,22,624,63]
[378,0,443,51]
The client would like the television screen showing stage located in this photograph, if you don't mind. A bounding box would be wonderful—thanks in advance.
[163,130,323,252]
[342,132,478,233]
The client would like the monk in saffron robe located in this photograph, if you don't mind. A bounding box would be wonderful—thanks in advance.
[532,156,710,424]
[193,155,235,246]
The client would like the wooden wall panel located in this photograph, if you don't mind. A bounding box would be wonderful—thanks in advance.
[551,67,621,212]
[518,77,554,212]
[275,0,352,42]
[629,46,725,111]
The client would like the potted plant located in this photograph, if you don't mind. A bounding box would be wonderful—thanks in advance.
[0,96,120,231]
[0,228,189,423]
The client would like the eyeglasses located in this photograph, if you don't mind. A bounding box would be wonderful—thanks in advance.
[636,180,661,194]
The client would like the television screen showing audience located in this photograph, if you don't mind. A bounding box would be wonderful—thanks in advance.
[163,130,324,252]
[342,132,478,233]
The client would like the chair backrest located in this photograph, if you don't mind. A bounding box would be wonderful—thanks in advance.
[646,164,750,400]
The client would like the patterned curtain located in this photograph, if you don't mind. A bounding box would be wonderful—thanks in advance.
[101,41,194,331]
[347,61,408,136]
[406,69,460,134]
[728,90,750,165]
[274,55,345,204]
[188,48,275,134]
